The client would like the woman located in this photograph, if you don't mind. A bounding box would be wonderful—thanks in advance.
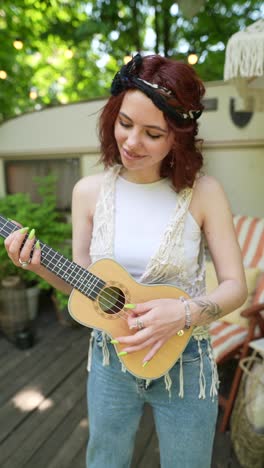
[5,54,247,467]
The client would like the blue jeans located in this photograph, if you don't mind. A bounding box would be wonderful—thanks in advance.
[86,335,218,468]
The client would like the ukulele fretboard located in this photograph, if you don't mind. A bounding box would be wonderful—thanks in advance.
[0,215,105,301]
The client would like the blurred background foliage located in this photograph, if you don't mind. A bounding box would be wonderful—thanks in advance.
[0,0,263,122]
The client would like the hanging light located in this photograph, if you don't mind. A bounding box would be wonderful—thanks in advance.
[13,38,24,50]
[0,70,7,79]
[187,52,198,65]
[58,76,67,85]
[29,89,38,100]
[65,48,73,59]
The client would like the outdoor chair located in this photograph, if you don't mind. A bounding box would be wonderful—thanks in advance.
[208,215,264,432]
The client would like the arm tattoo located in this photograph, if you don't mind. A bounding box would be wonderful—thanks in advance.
[191,299,222,322]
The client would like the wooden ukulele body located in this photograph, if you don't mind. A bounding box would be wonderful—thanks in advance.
[69,258,192,379]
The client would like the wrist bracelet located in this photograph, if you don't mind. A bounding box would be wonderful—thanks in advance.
[180,297,192,329]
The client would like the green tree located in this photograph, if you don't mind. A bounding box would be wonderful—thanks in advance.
[0,0,114,121]
[0,0,263,122]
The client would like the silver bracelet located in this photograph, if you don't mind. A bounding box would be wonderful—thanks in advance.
[180,296,192,329]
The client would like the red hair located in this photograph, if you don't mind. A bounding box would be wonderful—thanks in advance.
[99,55,205,191]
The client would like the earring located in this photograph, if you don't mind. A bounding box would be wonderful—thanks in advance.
[170,156,174,168]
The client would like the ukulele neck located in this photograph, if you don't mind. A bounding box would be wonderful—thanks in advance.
[0,215,105,300]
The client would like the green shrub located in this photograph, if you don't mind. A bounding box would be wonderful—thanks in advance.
[0,175,72,310]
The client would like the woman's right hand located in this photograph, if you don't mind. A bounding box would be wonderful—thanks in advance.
[4,225,41,272]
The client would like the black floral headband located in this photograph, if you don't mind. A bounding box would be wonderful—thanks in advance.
[110,54,203,123]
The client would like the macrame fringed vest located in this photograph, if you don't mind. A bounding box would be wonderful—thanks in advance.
[88,166,219,400]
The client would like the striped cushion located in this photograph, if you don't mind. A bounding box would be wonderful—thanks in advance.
[233,215,264,271]
[253,273,264,304]
[211,215,264,361]
[210,321,248,363]
[234,215,264,305]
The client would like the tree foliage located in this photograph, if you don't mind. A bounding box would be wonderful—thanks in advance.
[0,0,263,122]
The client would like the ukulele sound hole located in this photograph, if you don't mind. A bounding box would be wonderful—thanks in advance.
[98,287,125,315]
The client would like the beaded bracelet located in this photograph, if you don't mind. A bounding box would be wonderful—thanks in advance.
[179,296,192,329]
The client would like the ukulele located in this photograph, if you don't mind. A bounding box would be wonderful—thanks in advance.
[0,215,192,379]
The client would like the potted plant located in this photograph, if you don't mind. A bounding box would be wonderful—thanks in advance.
[0,175,72,345]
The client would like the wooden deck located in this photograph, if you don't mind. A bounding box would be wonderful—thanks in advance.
[0,296,241,468]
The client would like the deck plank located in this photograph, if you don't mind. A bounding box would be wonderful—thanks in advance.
[71,445,87,468]
[0,322,67,388]
[0,333,18,357]
[136,430,160,468]
[46,404,88,468]
[25,397,87,468]
[0,365,86,467]
[0,325,88,403]
[0,329,89,444]
[131,404,160,468]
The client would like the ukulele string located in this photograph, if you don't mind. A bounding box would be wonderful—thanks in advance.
[3,219,180,290]
[1,223,136,318]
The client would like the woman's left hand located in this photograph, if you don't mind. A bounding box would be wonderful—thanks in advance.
[115,299,186,363]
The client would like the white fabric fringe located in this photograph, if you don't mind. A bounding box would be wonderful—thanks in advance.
[164,372,172,398]
[207,341,219,400]
[101,332,110,366]
[224,19,264,80]
[87,334,219,402]
[87,331,94,372]
[198,339,206,399]
[178,354,184,398]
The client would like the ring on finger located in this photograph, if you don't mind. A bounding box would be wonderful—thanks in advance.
[18,257,31,269]
[136,318,145,330]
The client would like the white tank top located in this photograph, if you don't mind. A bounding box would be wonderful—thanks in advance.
[114,175,201,284]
